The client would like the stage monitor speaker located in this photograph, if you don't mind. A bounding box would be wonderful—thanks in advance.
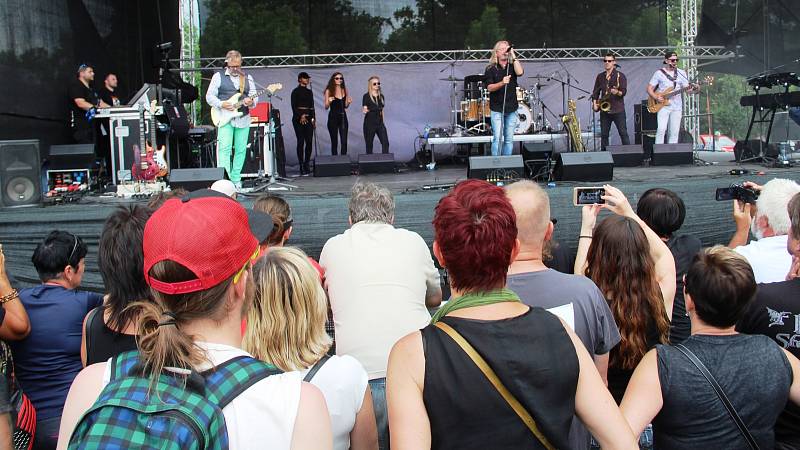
[358,153,395,174]
[0,139,41,207]
[607,144,644,167]
[48,144,97,170]
[168,167,227,192]
[521,142,553,179]
[634,102,657,132]
[651,144,693,166]
[314,155,352,177]
[554,152,614,182]
[468,155,525,183]
[733,140,778,161]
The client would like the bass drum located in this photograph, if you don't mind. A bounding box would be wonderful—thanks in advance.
[515,103,532,135]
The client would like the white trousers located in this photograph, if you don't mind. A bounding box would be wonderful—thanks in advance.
[655,108,682,144]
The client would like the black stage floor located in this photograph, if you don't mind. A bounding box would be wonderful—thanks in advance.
[2,151,799,291]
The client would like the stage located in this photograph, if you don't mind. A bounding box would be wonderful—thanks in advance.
[1,151,798,292]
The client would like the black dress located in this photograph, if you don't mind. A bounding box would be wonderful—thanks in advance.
[327,96,349,155]
[421,307,579,449]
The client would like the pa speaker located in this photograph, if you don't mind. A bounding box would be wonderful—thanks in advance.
[651,144,693,166]
[634,101,657,132]
[314,155,352,177]
[0,139,42,207]
[358,153,395,174]
[554,152,614,182]
[468,155,524,183]
[606,144,644,167]
[168,167,227,192]
[48,144,97,170]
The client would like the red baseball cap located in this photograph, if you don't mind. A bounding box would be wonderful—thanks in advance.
[143,190,272,294]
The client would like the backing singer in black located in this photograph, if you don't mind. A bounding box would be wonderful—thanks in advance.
[591,53,630,151]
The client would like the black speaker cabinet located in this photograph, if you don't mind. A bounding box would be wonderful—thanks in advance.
[314,155,352,177]
[521,142,553,179]
[606,144,644,167]
[651,143,693,166]
[467,155,524,182]
[554,151,614,182]
[0,139,41,207]
[358,153,395,174]
[168,167,227,192]
[734,140,777,162]
[48,144,97,170]
[634,101,657,132]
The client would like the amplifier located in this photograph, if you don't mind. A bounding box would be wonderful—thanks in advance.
[467,155,524,184]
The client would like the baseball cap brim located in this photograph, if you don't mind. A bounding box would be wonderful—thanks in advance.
[181,189,272,243]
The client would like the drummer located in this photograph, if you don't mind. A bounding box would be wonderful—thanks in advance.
[485,40,524,156]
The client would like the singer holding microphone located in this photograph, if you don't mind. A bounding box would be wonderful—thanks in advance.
[362,75,389,154]
[484,40,523,156]
[591,53,630,151]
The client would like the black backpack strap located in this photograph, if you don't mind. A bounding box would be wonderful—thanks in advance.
[674,344,760,450]
[84,307,101,363]
[303,354,332,382]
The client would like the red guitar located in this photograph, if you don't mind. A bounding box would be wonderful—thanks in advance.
[131,103,159,181]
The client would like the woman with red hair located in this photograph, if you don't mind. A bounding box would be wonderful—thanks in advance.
[386,179,636,449]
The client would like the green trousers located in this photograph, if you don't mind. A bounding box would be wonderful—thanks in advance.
[217,123,249,182]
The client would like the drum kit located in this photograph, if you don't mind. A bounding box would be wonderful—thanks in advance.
[441,74,554,136]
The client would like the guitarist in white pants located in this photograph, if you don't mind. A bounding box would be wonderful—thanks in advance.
[646,51,695,144]
[205,50,258,189]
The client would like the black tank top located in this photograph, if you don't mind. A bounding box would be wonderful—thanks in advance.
[329,97,346,115]
[421,307,578,449]
[84,307,138,366]
[653,334,792,449]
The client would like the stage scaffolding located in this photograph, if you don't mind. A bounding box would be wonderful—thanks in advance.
[172,46,732,72]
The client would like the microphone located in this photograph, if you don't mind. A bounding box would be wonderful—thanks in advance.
[615,63,622,68]
[506,44,514,53]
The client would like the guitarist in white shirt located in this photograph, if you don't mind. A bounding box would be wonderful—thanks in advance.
[205,50,258,189]
[646,51,698,144]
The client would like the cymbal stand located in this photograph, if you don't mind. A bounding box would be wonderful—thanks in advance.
[252,91,296,192]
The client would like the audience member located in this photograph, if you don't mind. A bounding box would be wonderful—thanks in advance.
[210,179,238,199]
[57,190,331,449]
[146,187,188,210]
[319,182,442,450]
[505,180,621,449]
[81,205,152,366]
[729,178,800,283]
[244,246,377,450]
[387,179,637,449]
[574,185,674,448]
[0,374,10,450]
[637,188,701,344]
[622,246,800,448]
[0,244,30,342]
[737,192,800,448]
[9,231,102,450]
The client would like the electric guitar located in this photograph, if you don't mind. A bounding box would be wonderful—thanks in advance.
[131,104,160,182]
[211,83,282,127]
[647,75,713,113]
[147,100,169,177]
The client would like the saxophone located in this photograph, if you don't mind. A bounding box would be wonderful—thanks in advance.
[561,99,584,152]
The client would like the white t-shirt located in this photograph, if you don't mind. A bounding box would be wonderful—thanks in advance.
[734,234,792,284]
[649,68,690,111]
[319,222,440,379]
[102,342,301,450]
[289,355,368,450]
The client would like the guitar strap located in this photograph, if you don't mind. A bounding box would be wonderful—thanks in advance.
[660,68,678,88]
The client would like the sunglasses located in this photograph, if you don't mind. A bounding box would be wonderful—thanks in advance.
[668,58,679,62]
[233,246,261,285]
[334,77,343,80]
[603,59,615,63]
[67,234,79,263]
[372,82,381,86]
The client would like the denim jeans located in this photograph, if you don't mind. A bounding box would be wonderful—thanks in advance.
[369,377,389,450]
[591,423,653,449]
[490,110,517,156]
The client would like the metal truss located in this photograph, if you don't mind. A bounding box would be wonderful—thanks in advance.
[681,0,701,146]
[174,46,732,71]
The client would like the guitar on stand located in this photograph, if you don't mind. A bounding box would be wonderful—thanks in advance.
[211,83,282,127]
[647,76,714,113]
[148,100,169,177]
[131,104,160,182]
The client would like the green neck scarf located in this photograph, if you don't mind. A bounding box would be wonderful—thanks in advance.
[431,288,521,324]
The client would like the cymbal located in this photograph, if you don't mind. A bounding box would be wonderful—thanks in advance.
[439,76,464,82]
[528,74,549,78]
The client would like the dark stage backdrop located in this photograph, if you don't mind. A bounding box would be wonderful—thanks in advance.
[0,0,180,154]
[245,58,662,166]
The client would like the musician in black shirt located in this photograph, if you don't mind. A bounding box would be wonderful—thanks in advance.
[591,53,630,151]
[484,40,523,156]
[362,76,389,154]
[98,73,122,107]
[68,64,109,144]
[291,72,315,175]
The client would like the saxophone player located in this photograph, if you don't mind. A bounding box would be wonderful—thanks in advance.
[591,53,630,151]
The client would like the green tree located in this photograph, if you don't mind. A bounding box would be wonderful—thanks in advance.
[301,0,386,53]
[703,73,751,139]
[464,5,506,50]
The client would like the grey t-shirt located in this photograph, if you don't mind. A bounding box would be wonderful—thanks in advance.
[507,269,621,450]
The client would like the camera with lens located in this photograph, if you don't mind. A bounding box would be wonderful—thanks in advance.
[715,183,759,204]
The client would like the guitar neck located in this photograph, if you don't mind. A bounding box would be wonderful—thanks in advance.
[234,89,267,108]
[138,110,146,155]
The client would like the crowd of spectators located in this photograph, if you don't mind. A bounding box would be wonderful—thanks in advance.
[0,176,799,450]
